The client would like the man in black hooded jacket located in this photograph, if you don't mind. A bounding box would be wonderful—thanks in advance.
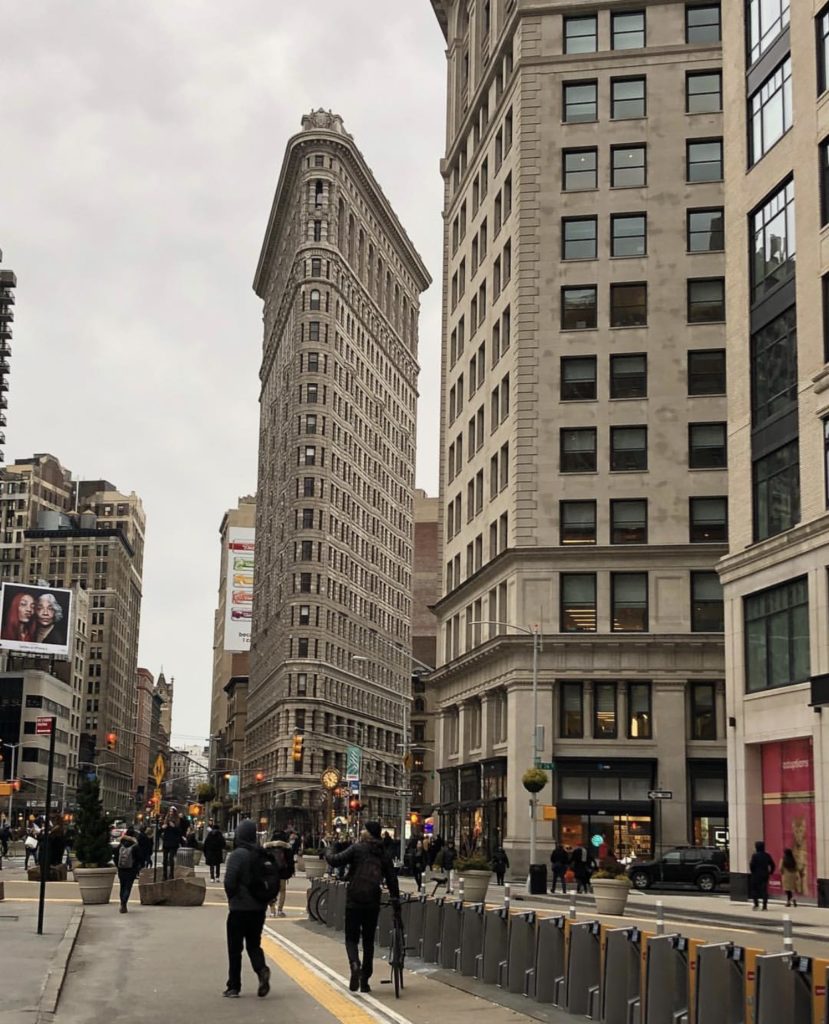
[326,821,399,992]
[222,819,271,999]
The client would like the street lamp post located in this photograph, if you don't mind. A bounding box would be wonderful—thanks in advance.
[470,620,543,886]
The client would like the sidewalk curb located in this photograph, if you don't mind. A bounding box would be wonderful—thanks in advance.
[37,906,84,1021]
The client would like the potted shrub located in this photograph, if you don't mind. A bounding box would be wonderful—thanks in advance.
[305,844,328,879]
[591,866,632,916]
[455,853,492,903]
[522,767,548,794]
[72,777,117,905]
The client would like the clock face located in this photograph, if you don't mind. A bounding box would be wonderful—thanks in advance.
[322,768,340,790]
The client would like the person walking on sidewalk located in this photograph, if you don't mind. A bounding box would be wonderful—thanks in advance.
[161,808,183,881]
[749,839,776,911]
[492,846,510,885]
[264,829,295,917]
[204,823,226,882]
[326,821,400,993]
[550,843,569,894]
[222,819,271,999]
[781,847,802,908]
[114,827,140,913]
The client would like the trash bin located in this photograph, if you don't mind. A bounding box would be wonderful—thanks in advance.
[528,863,547,895]
[176,847,195,868]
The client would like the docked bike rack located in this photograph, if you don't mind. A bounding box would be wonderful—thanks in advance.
[479,906,510,987]
[422,897,445,964]
[565,920,601,1016]
[644,933,689,1024]
[376,900,393,949]
[461,903,486,977]
[602,926,642,1024]
[755,952,810,1024]
[439,899,464,970]
[533,915,567,1006]
[506,910,537,996]
[694,942,746,1024]
[406,894,428,958]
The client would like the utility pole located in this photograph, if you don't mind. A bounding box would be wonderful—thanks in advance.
[400,700,409,860]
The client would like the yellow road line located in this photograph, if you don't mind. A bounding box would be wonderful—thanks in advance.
[261,934,378,1024]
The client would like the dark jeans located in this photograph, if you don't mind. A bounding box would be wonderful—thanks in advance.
[118,869,137,906]
[209,863,221,880]
[162,847,177,880]
[751,881,769,909]
[412,868,422,890]
[495,870,505,885]
[551,867,567,893]
[344,903,380,978]
[226,909,266,992]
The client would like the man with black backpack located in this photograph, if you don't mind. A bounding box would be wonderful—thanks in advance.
[326,821,400,993]
[264,829,295,917]
[222,819,274,999]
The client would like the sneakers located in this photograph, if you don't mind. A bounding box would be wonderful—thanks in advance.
[119,904,127,914]
[222,989,240,998]
[257,966,271,998]
[349,962,361,992]
[277,910,286,918]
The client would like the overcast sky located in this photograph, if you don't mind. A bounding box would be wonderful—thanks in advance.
[1,2,447,742]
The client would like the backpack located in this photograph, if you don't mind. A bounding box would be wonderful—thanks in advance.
[118,843,135,870]
[272,845,295,880]
[347,847,384,904]
[250,849,281,905]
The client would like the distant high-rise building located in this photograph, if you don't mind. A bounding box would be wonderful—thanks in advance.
[411,490,440,815]
[721,2,829,903]
[428,0,729,871]
[247,110,430,831]
[133,666,155,807]
[155,670,173,751]
[0,252,14,466]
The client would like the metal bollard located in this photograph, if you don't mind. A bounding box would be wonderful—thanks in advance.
[783,913,793,953]
[459,877,465,902]
[504,882,511,912]
[569,899,577,920]
[656,900,665,936]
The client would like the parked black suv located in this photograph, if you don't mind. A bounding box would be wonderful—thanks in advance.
[627,846,729,893]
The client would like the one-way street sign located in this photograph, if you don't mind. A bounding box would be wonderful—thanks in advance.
[648,789,673,800]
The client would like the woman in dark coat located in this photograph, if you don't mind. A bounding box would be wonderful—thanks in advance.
[204,823,227,881]
[749,839,775,911]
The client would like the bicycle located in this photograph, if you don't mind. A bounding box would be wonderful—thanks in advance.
[380,899,405,998]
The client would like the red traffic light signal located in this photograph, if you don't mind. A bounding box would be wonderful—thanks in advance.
[255,771,265,784]
[106,731,117,751]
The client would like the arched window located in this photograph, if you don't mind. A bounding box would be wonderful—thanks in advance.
[309,289,321,311]
[314,179,324,207]
[347,215,355,263]
[414,698,425,713]
[337,199,345,250]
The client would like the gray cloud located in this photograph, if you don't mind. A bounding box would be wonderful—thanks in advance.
[0,0,446,739]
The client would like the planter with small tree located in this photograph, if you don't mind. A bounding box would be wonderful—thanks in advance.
[455,854,492,903]
[304,844,328,879]
[591,863,632,916]
[72,777,117,905]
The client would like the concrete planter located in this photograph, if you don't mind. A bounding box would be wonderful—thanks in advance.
[73,866,117,905]
[192,850,203,866]
[304,858,328,879]
[591,878,631,916]
[459,869,491,904]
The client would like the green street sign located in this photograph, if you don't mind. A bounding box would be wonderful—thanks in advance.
[538,762,556,771]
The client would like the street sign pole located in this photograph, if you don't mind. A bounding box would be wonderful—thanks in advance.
[37,716,56,935]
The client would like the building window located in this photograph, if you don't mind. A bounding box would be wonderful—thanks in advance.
[310,257,322,277]
[612,10,645,49]
[689,496,727,542]
[751,306,797,427]
[825,418,829,508]
[820,6,829,94]
[687,208,724,252]
[749,58,792,164]
[611,145,646,187]
[562,217,597,259]
[561,286,597,329]
[560,501,597,545]
[561,356,597,400]
[745,576,809,692]
[564,14,597,53]
[561,574,597,632]
[688,278,725,322]
[747,0,790,66]
[561,428,597,472]
[309,288,321,310]
[686,4,721,44]
[687,139,723,182]
[563,81,598,123]
[560,682,584,737]
[612,573,648,632]
[687,71,722,113]
[691,572,724,631]
[610,499,647,544]
[611,214,647,257]
[563,149,598,190]
[750,179,795,302]
[688,349,726,395]
[753,439,800,540]
[610,282,647,326]
[611,77,646,119]
[690,683,717,740]
[627,682,652,738]
[689,422,727,468]
[610,353,647,398]
[821,140,829,226]
[610,426,648,471]
[593,683,617,738]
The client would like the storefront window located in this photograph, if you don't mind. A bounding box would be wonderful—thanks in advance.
[558,812,652,860]
[693,816,729,847]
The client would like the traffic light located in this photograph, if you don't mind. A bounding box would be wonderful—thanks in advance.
[291,734,303,762]
[254,771,265,784]
[410,812,421,826]
[106,731,117,751]
[349,796,361,812]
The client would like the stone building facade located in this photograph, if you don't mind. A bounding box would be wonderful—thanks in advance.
[429,0,729,870]
[412,490,441,815]
[247,110,430,832]
[720,0,829,902]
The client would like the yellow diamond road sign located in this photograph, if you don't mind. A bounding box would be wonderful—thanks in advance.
[152,754,166,787]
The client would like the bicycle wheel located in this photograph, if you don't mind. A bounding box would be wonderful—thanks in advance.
[317,888,329,926]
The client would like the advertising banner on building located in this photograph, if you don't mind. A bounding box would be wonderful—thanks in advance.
[761,737,816,899]
[223,527,254,652]
[346,745,362,783]
[0,582,73,658]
